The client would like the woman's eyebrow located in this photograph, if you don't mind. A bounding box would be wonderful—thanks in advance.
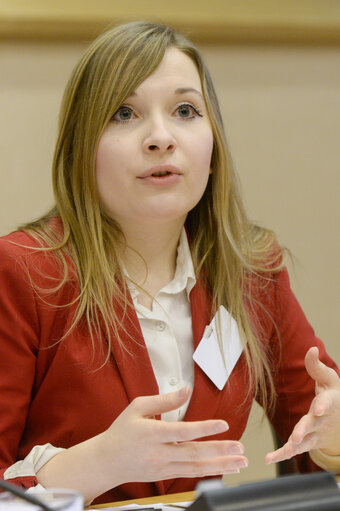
[174,87,202,97]
[128,87,203,98]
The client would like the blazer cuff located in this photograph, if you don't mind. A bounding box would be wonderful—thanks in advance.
[309,449,340,473]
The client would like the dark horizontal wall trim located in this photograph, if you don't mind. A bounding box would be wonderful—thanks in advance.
[1,1,340,45]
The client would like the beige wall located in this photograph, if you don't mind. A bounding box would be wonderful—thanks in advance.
[0,38,339,484]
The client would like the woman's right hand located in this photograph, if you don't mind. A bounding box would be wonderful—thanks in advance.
[101,386,248,485]
[37,387,247,503]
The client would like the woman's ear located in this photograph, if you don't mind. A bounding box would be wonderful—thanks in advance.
[209,167,213,175]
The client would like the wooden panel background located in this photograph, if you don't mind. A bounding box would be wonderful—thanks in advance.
[1,0,340,44]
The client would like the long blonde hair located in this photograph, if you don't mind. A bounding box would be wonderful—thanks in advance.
[22,21,284,413]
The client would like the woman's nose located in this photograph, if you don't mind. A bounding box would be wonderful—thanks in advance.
[142,117,176,154]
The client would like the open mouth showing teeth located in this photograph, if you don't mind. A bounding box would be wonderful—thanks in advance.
[151,171,172,177]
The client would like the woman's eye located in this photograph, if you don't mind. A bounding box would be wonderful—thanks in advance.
[112,106,134,122]
[175,104,203,119]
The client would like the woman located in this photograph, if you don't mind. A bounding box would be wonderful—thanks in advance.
[0,21,339,505]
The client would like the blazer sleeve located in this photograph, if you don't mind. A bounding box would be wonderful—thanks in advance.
[261,266,339,472]
[0,237,40,488]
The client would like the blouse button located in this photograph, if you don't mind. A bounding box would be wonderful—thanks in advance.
[155,320,166,331]
[169,377,178,386]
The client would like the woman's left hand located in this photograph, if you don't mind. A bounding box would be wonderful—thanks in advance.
[265,346,340,464]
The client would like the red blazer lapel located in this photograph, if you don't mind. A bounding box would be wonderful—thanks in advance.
[108,294,159,401]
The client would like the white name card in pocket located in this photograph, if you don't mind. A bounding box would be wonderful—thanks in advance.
[193,305,244,390]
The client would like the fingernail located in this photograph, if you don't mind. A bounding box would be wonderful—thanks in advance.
[230,444,244,455]
[236,459,248,469]
[215,421,229,433]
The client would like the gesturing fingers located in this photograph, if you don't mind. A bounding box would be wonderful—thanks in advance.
[265,392,335,465]
[108,389,250,485]
[168,455,248,479]
[305,347,340,390]
[265,404,326,465]
[130,387,191,417]
[153,418,229,443]
[169,440,245,462]
[163,441,247,477]
[131,387,228,438]
[265,432,318,465]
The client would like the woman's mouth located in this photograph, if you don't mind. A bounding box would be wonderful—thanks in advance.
[138,165,182,185]
[138,164,181,179]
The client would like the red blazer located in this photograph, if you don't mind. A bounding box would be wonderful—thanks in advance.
[0,230,338,504]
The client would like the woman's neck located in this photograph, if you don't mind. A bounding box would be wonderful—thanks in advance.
[120,220,184,307]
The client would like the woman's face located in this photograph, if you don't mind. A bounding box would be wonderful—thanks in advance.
[96,47,214,231]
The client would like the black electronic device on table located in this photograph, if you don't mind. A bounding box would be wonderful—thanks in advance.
[188,471,340,511]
